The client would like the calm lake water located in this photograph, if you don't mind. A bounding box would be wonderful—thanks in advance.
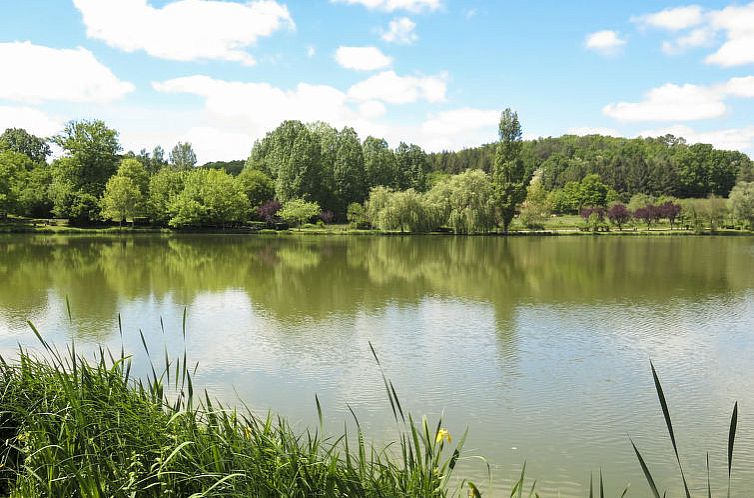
[1,234,753,496]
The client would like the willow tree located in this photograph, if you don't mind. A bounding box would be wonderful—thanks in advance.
[493,109,527,233]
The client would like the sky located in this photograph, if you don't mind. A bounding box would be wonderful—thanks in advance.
[2,0,754,162]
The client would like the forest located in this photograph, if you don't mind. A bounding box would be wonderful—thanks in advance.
[1,111,753,233]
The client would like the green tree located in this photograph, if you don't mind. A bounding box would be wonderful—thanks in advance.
[0,152,26,217]
[0,128,51,163]
[363,136,397,189]
[395,142,429,191]
[276,128,324,203]
[117,159,150,201]
[237,168,275,210]
[729,182,754,230]
[19,166,53,217]
[170,142,197,170]
[578,174,609,208]
[333,127,366,213]
[493,108,527,233]
[148,169,184,225]
[425,169,497,233]
[168,169,249,228]
[50,120,121,221]
[101,176,141,226]
[279,198,321,229]
[519,172,551,229]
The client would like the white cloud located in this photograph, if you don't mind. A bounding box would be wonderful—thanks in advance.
[381,17,418,44]
[603,83,726,122]
[358,100,387,118]
[347,70,447,104]
[705,3,754,67]
[0,41,134,104]
[0,106,63,137]
[632,5,704,31]
[306,45,316,58]
[639,124,754,151]
[335,46,393,71]
[413,108,499,150]
[584,30,626,56]
[73,0,294,65]
[725,76,754,97]
[568,127,621,137]
[661,27,715,54]
[331,0,440,13]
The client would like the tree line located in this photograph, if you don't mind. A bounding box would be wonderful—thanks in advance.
[0,113,753,232]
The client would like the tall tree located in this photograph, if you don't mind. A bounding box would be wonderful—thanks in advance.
[0,128,51,164]
[493,109,528,233]
[333,127,366,213]
[170,142,197,170]
[50,120,121,221]
[363,136,397,189]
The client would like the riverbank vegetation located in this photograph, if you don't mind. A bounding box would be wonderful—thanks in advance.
[1,111,753,234]
[0,328,475,497]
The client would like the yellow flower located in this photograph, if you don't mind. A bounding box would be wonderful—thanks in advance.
[435,428,451,444]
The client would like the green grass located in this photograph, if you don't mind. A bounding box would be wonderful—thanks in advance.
[0,321,479,498]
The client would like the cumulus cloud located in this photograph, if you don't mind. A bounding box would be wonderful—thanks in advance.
[724,76,754,97]
[412,108,499,150]
[0,106,63,137]
[335,46,393,71]
[331,0,440,13]
[661,27,715,54]
[584,30,626,56]
[347,70,447,104]
[73,0,294,65]
[0,41,134,103]
[706,2,754,66]
[632,5,704,31]
[639,124,754,151]
[381,17,418,44]
[603,83,727,122]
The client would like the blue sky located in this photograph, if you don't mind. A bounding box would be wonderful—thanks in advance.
[2,0,754,162]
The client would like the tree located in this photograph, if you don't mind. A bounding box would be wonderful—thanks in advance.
[117,159,149,200]
[519,173,551,229]
[101,176,141,226]
[168,169,249,228]
[607,203,631,230]
[333,127,366,213]
[0,152,26,217]
[150,146,168,174]
[258,200,282,225]
[170,142,197,170]
[578,174,609,208]
[19,166,53,217]
[148,169,184,225]
[395,142,429,191]
[278,198,321,229]
[493,108,527,233]
[657,201,682,229]
[347,202,368,228]
[425,169,497,233]
[276,128,323,203]
[0,128,51,163]
[633,205,659,229]
[729,182,754,230]
[363,136,397,189]
[51,120,121,221]
[237,168,275,209]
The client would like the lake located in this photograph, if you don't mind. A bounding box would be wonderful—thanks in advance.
[0,234,753,496]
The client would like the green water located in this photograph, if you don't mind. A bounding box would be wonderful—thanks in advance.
[1,234,753,496]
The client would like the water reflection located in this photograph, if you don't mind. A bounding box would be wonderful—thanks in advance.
[0,234,753,496]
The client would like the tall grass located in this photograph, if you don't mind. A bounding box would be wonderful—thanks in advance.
[0,319,478,497]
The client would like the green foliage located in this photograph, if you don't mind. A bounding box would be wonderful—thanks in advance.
[202,159,245,175]
[519,173,551,229]
[579,173,609,207]
[366,187,433,233]
[278,198,321,228]
[493,109,528,233]
[169,169,250,228]
[169,142,197,170]
[148,169,184,225]
[333,127,366,211]
[101,175,142,225]
[429,133,752,200]
[237,168,275,210]
[50,120,121,221]
[347,202,368,228]
[395,142,430,191]
[729,181,754,229]
[364,136,398,189]
[0,151,26,216]
[0,128,51,163]
[425,169,497,233]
